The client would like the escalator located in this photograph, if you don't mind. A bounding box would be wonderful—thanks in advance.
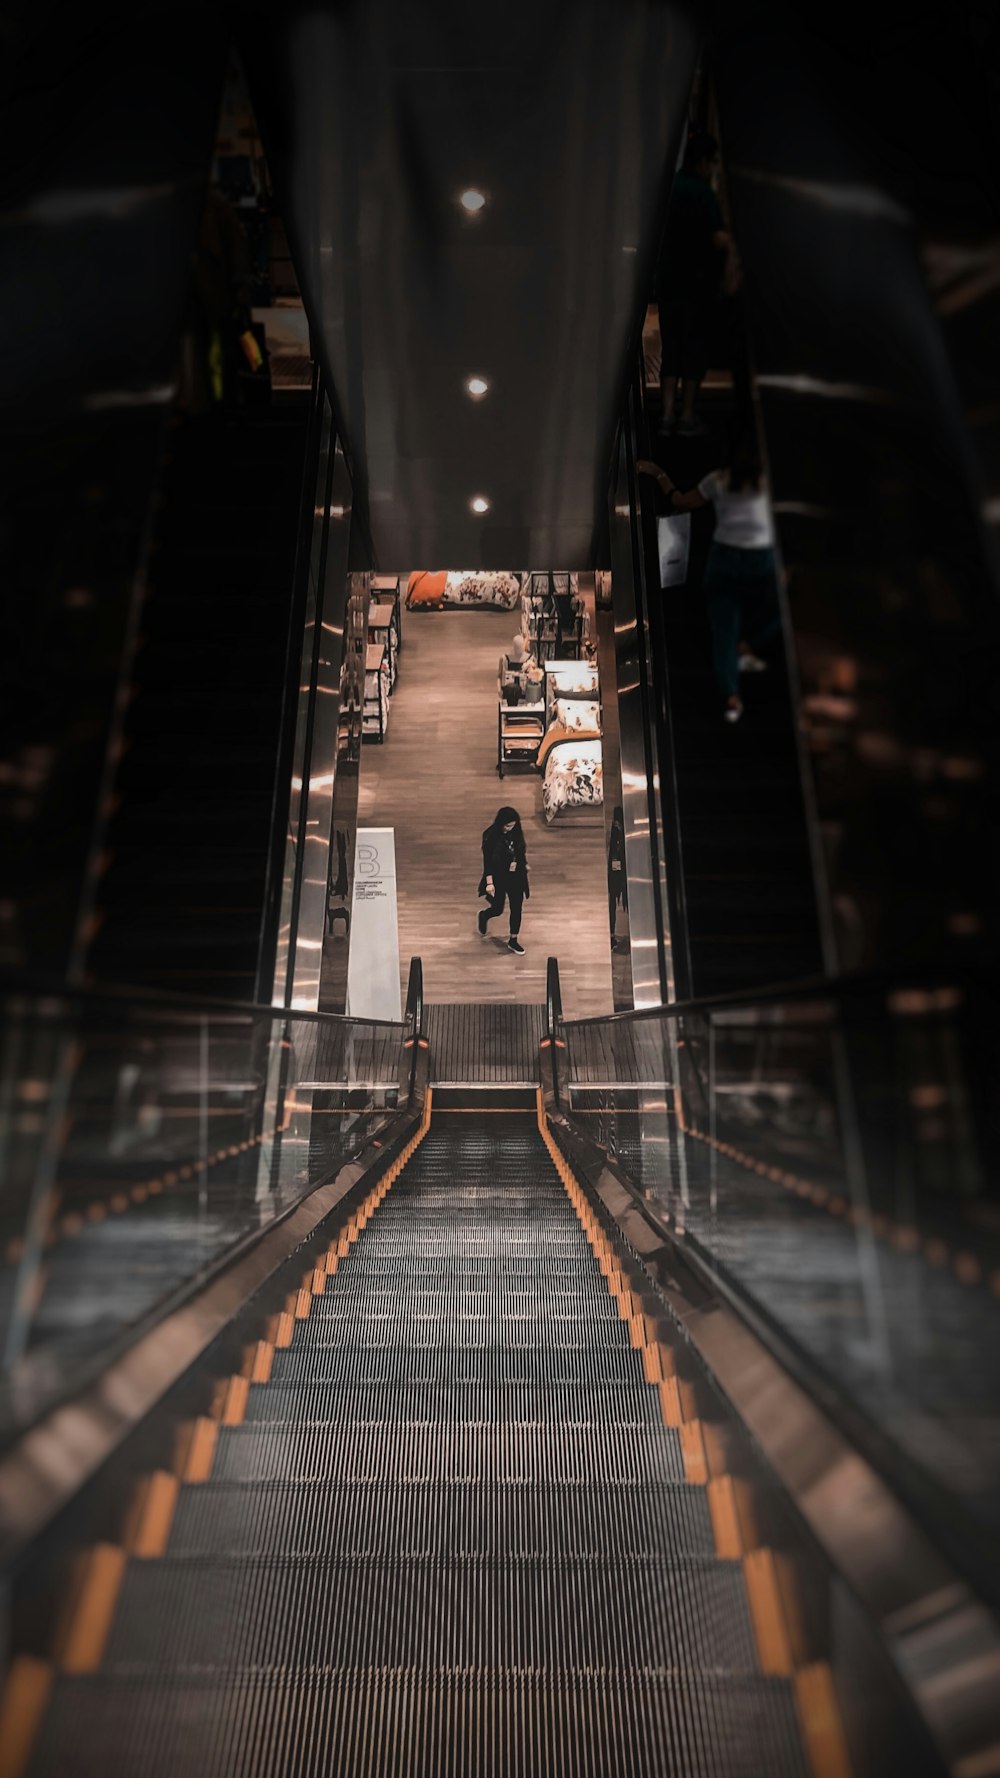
[14,1101,815,1778]
[88,401,310,1001]
[4,976,995,1778]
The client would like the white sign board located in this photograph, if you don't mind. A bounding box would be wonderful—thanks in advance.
[346,827,401,1021]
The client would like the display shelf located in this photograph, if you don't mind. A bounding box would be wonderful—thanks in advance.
[497,699,545,779]
[363,640,389,742]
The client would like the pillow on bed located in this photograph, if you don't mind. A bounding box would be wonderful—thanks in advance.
[406,571,448,608]
[536,713,600,770]
[442,572,521,607]
[555,698,601,733]
[547,665,599,696]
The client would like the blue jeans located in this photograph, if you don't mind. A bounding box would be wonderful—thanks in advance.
[703,543,780,700]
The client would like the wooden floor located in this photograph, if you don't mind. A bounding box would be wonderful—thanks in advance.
[357,604,613,1018]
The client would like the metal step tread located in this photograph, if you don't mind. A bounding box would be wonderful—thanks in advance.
[275,1323,634,1352]
[306,1305,624,1328]
[168,1479,714,1559]
[243,1380,664,1425]
[267,1347,651,1384]
[32,1669,809,1778]
[105,1556,759,1671]
[309,1289,620,1313]
[211,1421,689,1485]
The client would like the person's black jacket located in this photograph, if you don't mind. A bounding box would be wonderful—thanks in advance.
[478,823,529,897]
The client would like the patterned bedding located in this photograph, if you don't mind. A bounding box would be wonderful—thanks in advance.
[407,571,521,610]
[542,738,603,822]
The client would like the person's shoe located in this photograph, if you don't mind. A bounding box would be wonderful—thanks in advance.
[724,697,744,724]
[477,909,488,936]
[656,415,676,435]
[738,651,768,674]
[676,416,708,437]
[507,937,525,955]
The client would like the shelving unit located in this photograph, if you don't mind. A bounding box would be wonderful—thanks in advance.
[497,698,545,778]
[363,640,389,743]
[370,575,402,688]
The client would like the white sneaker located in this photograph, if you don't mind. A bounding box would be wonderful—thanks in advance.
[724,698,743,724]
[738,652,767,674]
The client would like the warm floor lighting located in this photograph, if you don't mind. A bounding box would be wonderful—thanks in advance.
[466,376,489,398]
[459,188,487,213]
[470,495,490,514]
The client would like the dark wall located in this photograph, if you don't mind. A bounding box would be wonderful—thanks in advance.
[0,7,227,976]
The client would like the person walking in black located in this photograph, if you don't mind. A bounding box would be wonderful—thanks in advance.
[477,806,529,954]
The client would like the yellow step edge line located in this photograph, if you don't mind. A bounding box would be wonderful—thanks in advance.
[127,1471,180,1559]
[679,1420,710,1485]
[56,1544,128,1675]
[0,1656,54,1778]
[657,1376,684,1427]
[174,1416,218,1484]
[743,1546,796,1677]
[794,1664,855,1778]
[243,1340,275,1384]
[540,1092,854,1775]
[707,1475,746,1560]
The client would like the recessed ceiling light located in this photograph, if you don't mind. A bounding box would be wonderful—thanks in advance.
[470,495,490,514]
[465,376,489,398]
[459,188,487,213]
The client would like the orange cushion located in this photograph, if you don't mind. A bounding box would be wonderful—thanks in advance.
[406,571,448,608]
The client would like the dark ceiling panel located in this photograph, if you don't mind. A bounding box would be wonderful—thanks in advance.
[242,1,698,568]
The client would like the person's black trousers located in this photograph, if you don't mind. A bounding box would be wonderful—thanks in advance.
[483,885,524,936]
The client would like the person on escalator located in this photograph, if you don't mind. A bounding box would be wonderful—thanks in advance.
[637,436,780,724]
[652,130,739,437]
[477,807,530,954]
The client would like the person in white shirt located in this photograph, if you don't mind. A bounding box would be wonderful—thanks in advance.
[637,439,780,723]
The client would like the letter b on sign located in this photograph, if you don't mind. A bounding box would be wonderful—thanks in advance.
[357,844,379,877]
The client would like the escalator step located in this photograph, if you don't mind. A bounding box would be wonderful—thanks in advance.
[243,1378,663,1425]
[274,1318,634,1351]
[167,1479,715,1560]
[211,1421,689,1486]
[104,1555,758,1672]
[307,1255,612,1281]
[268,1345,648,1386]
[33,1669,809,1778]
[310,1289,622,1319]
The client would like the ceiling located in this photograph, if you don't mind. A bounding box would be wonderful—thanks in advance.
[241,1,698,569]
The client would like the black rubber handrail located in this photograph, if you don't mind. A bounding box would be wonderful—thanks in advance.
[559,956,999,1030]
[255,361,323,1001]
[544,958,563,1104]
[402,956,425,1105]
[545,955,562,1038]
[0,971,405,1030]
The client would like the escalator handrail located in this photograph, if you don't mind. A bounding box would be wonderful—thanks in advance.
[557,956,999,1031]
[402,955,425,1105]
[545,956,562,1038]
[404,955,424,1039]
[0,971,405,1030]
